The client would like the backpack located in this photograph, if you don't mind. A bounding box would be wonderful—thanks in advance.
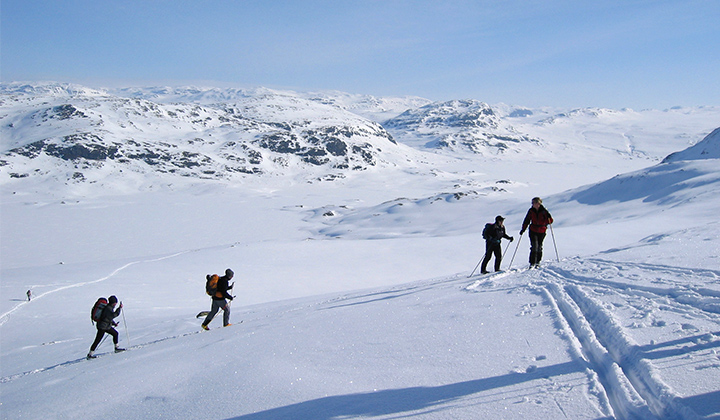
[91,297,108,324]
[482,223,493,240]
[205,274,219,297]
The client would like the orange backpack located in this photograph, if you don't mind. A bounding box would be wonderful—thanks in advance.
[205,274,219,297]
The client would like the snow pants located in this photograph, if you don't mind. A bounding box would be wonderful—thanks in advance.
[529,231,546,266]
[203,298,230,327]
[90,327,119,351]
[481,241,502,273]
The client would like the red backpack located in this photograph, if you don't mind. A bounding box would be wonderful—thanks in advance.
[91,297,108,324]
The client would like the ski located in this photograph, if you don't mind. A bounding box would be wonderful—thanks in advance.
[86,348,127,360]
[200,320,242,330]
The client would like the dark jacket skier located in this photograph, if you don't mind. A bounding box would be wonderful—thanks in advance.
[87,295,124,359]
[520,197,554,267]
[202,268,235,330]
[481,215,514,273]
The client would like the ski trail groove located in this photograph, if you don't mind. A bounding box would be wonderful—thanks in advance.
[547,266,720,317]
[542,281,654,420]
[0,326,205,384]
[0,251,190,326]
[540,263,705,420]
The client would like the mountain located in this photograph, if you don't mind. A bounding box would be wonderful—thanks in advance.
[383,99,541,153]
[110,86,433,122]
[0,83,420,193]
[2,83,719,198]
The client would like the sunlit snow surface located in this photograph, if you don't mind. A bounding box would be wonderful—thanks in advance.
[1,85,719,419]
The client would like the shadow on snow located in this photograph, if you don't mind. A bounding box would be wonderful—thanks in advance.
[226,360,585,420]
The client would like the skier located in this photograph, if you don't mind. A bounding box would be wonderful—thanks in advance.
[520,197,554,268]
[87,295,125,359]
[481,215,514,274]
[201,268,234,330]
[26,289,32,301]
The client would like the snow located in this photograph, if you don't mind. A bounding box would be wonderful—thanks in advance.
[2,86,720,419]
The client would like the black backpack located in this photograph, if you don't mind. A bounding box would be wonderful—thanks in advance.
[482,223,493,240]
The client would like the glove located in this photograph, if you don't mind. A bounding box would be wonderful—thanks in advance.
[228,296,234,301]
[520,229,525,235]
[119,302,123,309]
[112,321,119,327]
[510,236,514,242]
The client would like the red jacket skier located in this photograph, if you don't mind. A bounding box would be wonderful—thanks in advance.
[520,197,553,267]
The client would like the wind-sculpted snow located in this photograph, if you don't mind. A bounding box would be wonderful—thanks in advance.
[663,127,720,162]
[559,159,720,206]
[553,128,720,208]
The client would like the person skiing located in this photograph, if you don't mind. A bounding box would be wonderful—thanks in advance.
[481,215,514,274]
[26,289,32,301]
[87,295,125,359]
[520,197,554,268]
[201,268,234,330]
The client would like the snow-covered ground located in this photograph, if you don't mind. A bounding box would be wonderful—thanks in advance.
[1,89,719,419]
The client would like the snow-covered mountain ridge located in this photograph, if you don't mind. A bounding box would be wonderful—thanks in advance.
[1,83,423,192]
[383,99,541,153]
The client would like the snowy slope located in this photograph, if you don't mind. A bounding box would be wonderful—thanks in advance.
[1,84,720,420]
[663,127,720,162]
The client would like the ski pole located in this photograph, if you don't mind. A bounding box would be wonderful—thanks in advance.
[99,334,108,348]
[121,303,130,347]
[502,240,512,259]
[468,257,483,278]
[507,232,523,270]
[549,224,560,262]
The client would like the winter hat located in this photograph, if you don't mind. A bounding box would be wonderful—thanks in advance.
[108,295,118,304]
[225,268,234,277]
[495,215,505,222]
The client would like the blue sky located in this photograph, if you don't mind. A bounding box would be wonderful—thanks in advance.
[2,0,718,108]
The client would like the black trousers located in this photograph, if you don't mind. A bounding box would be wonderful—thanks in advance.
[529,231,546,266]
[90,327,119,351]
[481,241,502,273]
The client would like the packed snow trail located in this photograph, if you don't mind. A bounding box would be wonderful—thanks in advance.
[526,258,720,420]
[0,251,191,327]
[0,328,204,384]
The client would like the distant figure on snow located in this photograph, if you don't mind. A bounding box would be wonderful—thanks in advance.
[481,215,514,274]
[202,269,235,330]
[26,289,32,301]
[520,197,554,268]
[87,295,125,359]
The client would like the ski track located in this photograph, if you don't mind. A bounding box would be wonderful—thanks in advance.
[0,250,200,327]
[0,328,204,384]
[533,258,720,420]
[463,257,720,419]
